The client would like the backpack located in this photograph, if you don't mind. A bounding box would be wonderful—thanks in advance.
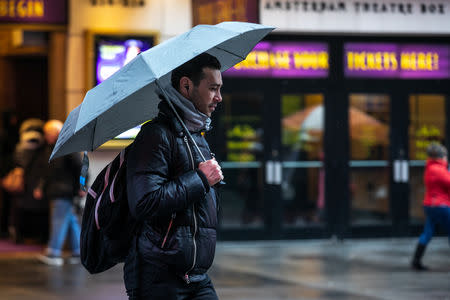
[80,146,137,274]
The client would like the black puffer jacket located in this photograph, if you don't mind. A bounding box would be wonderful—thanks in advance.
[41,145,82,201]
[125,101,218,283]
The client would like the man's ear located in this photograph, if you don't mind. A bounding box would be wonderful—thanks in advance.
[179,77,192,98]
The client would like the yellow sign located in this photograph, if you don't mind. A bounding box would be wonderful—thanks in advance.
[0,0,44,18]
[347,51,398,71]
[234,50,329,71]
[401,52,439,71]
[347,51,440,71]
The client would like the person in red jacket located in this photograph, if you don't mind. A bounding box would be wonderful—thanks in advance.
[411,143,450,270]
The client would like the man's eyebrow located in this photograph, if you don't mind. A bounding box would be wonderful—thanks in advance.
[209,83,222,87]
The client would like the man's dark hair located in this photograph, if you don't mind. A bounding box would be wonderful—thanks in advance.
[171,53,221,90]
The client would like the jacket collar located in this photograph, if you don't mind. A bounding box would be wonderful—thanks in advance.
[426,158,448,169]
[162,85,211,132]
[157,97,211,137]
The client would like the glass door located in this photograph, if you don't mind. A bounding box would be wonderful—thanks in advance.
[408,94,446,225]
[212,91,265,229]
[214,79,330,239]
[348,94,391,226]
[281,94,325,228]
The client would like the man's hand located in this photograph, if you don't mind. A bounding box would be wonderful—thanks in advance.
[198,158,224,186]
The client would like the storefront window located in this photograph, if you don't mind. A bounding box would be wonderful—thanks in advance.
[349,94,390,225]
[281,94,324,226]
[409,94,446,223]
[214,93,265,228]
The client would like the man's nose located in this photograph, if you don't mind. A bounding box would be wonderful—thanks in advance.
[215,91,222,102]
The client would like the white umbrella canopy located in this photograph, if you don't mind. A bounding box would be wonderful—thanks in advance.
[51,22,274,160]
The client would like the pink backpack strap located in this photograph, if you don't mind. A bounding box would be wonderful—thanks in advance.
[87,187,97,199]
[109,149,126,203]
[94,162,112,230]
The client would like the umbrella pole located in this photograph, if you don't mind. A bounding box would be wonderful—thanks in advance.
[156,80,207,162]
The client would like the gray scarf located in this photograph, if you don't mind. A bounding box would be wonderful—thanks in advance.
[162,85,211,132]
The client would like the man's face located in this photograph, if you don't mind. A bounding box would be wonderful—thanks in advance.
[190,68,223,117]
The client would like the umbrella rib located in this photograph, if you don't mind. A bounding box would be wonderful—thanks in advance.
[91,118,97,151]
[214,46,246,61]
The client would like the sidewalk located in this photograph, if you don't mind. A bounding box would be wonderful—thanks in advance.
[0,237,448,300]
[0,239,44,259]
[213,237,449,300]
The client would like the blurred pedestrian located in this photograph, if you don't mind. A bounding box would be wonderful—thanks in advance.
[35,120,83,266]
[411,142,450,270]
[7,118,48,243]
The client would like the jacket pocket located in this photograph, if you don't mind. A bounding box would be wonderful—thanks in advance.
[144,228,163,248]
[195,228,216,272]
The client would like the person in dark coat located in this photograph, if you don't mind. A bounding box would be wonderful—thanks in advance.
[9,118,48,243]
[35,120,83,266]
[124,53,224,299]
[411,143,450,270]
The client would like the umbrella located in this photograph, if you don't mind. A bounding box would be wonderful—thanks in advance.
[51,22,274,160]
[282,104,388,143]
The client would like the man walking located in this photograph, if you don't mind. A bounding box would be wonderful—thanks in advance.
[36,120,83,266]
[411,143,450,270]
[124,53,224,299]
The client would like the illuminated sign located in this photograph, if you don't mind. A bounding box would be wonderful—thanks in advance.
[225,41,329,78]
[345,43,450,79]
[0,0,67,24]
[90,0,145,7]
[95,36,153,84]
[261,0,450,34]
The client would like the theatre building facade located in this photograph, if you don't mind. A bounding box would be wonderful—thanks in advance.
[199,0,450,240]
[5,0,447,241]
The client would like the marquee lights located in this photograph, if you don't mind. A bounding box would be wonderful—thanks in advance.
[347,51,440,72]
[226,41,449,79]
[0,0,44,18]
[400,52,439,71]
[234,50,329,71]
[0,0,66,24]
[225,41,329,78]
[345,43,449,79]
[347,52,398,71]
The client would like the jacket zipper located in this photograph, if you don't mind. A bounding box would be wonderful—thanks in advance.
[183,135,197,284]
[161,213,176,248]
